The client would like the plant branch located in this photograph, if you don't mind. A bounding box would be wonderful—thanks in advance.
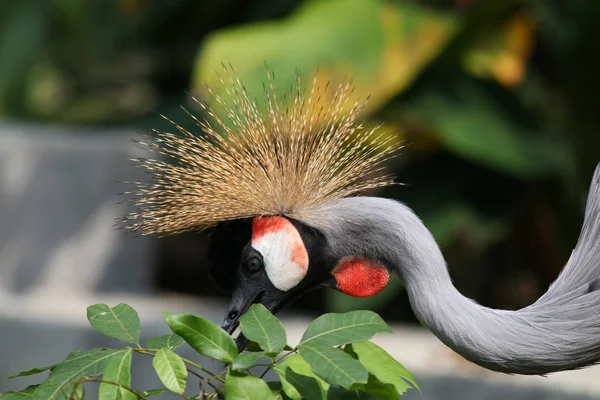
[203,369,228,388]
[180,356,226,383]
[77,377,149,399]
[274,349,297,364]
[131,347,223,389]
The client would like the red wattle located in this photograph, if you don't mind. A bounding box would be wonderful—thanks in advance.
[332,257,390,298]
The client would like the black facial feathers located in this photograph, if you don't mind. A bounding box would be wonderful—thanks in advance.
[207,217,330,292]
[207,218,252,290]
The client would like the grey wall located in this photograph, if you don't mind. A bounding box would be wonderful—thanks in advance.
[0,123,154,297]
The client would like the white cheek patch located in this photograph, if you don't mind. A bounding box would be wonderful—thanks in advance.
[251,217,308,292]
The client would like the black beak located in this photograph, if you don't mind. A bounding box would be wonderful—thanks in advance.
[220,287,264,334]
[220,276,291,353]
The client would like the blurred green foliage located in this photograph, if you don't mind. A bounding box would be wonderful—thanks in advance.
[2,0,600,319]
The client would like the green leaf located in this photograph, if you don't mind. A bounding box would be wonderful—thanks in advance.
[99,349,135,400]
[272,365,300,399]
[267,381,282,392]
[273,354,330,400]
[247,341,294,352]
[9,365,55,379]
[63,350,82,361]
[164,312,238,363]
[87,303,141,346]
[194,0,459,118]
[300,311,391,347]
[351,341,418,393]
[0,2,47,117]
[224,370,277,400]
[0,385,38,399]
[285,368,327,400]
[405,75,572,178]
[147,334,185,350]
[244,342,264,352]
[33,348,124,400]
[298,342,367,389]
[232,351,266,371]
[280,354,330,392]
[357,374,399,400]
[69,383,84,400]
[239,304,287,354]
[152,348,188,394]
[326,387,372,399]
[142,389,166,397]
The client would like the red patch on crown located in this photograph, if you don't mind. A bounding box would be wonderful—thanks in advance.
[252,216,289,241]
[252,216,308,270]
[332,257,390,298]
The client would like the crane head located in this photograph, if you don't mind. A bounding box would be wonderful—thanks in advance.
[208,215,331,335]
[208,214,391,338]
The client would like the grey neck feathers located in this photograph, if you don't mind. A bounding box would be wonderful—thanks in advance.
[307,165,600,375]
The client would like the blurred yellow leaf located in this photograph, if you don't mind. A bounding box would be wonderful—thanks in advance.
[463,12,536,87]
[119,0,142,14]
[193,0,459,118]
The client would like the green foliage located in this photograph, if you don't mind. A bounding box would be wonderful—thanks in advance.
[99,349,134,400]
[278,367,327,399]
[224,371,276,400]
[351,341,418,393]
[232,352,266,371]
[195,0,458,117]
[164,312,238,363]
[239,304,287,354]
[300,310,392,347]
[274,354,330,399]
[1,303,416,399]
[142,389,166,397]
[152,348,187,394]
[297,344,367,390]
[35,348,126,399]
[87,304,141,347]
[146,334,185,351]
[8,366,55,379]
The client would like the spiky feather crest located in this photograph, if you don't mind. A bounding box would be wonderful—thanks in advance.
[122,69,401,235]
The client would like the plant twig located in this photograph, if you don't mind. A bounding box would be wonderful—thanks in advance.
[274,349,297,364]
[203,369,228,388]
[180,356,226,383]
[77,377,149,399]
[131,347,222,390]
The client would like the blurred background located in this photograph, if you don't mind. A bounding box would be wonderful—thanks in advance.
[1,0,600,398]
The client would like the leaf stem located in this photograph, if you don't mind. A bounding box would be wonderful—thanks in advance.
[179,356,226,383]
[250,348,298,380]
[131,347,224,388]
[203,369,228,388]
[274,349,297,364]
[78,377,149,399]
[185,367,219,391]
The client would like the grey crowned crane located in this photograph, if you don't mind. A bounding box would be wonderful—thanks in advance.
[123,71,600,375]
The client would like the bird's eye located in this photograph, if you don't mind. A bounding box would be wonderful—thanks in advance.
[245,257,262,272]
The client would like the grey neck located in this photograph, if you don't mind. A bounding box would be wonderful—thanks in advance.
[306,195,600,375]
